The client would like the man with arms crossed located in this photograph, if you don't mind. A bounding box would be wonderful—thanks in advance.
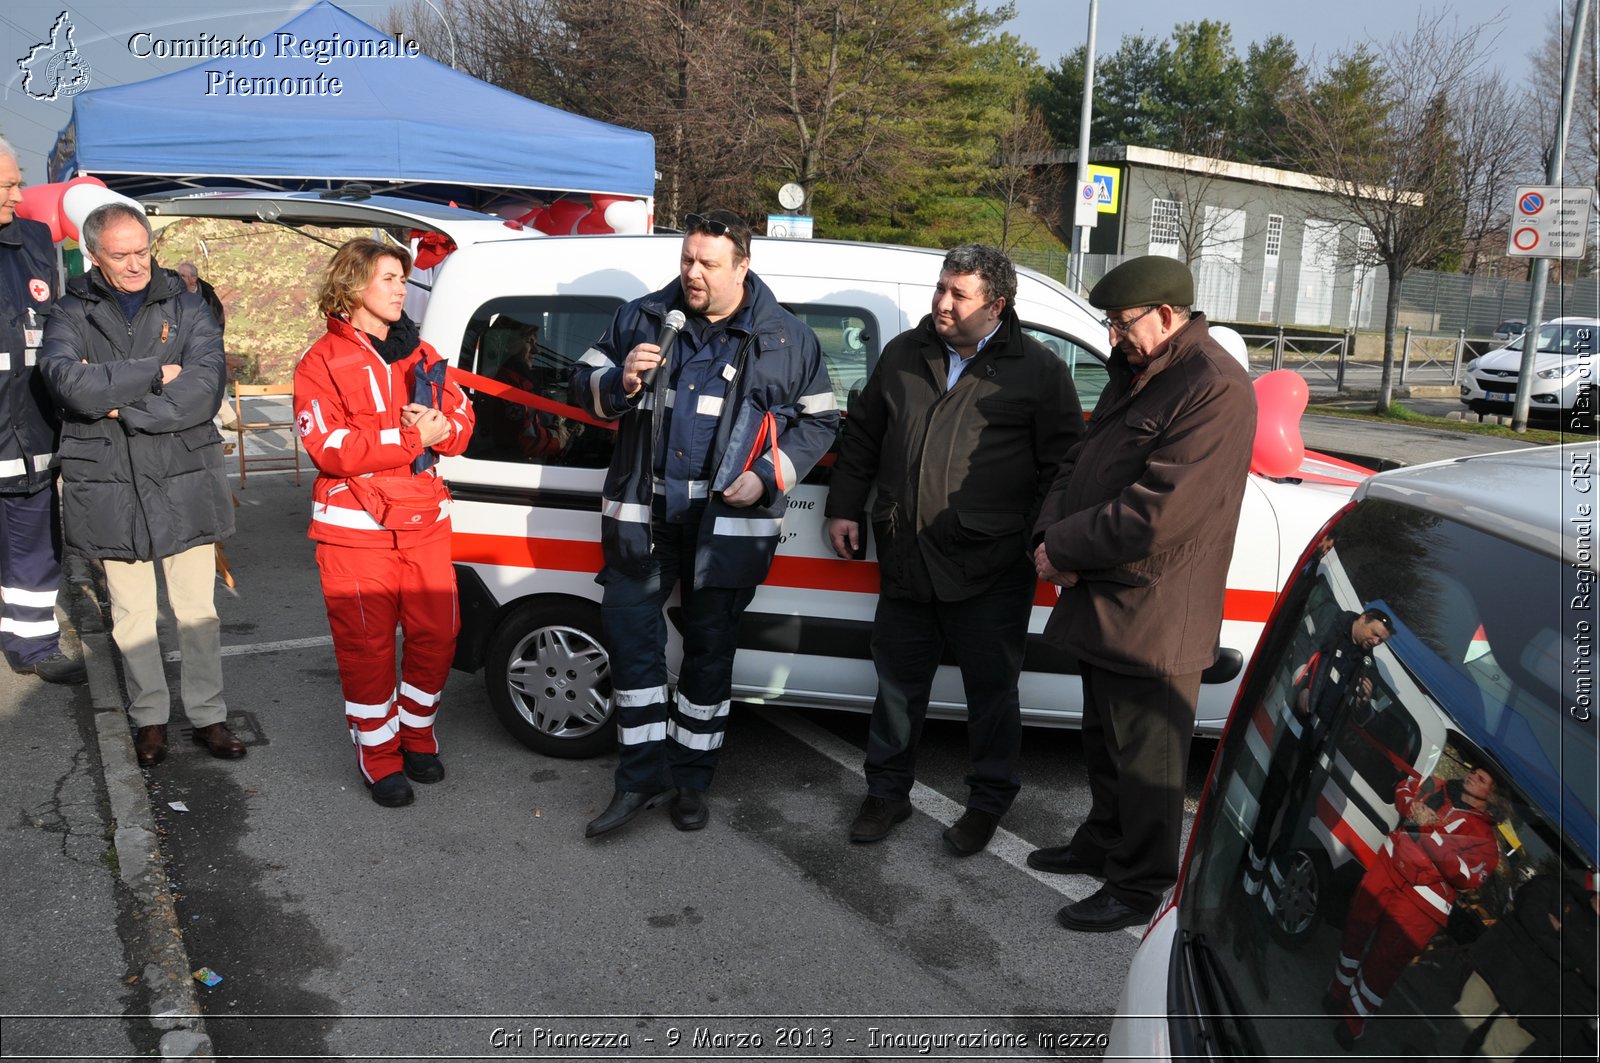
[40,204,244,767]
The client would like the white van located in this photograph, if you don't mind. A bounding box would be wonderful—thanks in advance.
[144,191,1365,757]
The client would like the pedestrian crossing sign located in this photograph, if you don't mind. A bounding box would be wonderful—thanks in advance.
[1088,165,1120,214]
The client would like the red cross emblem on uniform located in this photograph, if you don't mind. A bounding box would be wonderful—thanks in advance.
[28,279,49,302]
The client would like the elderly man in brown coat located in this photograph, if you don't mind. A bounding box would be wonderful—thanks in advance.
[1030,256,1256,932]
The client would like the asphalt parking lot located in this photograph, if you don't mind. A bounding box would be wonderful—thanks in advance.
[8,468,1200,1060]
[0,409,1546,1059]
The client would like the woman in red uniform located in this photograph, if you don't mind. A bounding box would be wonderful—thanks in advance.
[294,238,475,807]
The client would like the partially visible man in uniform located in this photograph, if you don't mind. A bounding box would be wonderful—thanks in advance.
[39,203,244,767]
[1238,605,1394,947]
[1031,256,1255,931]
[570,209,839,837]
[824,244,1081,856]
[0,137,84,684]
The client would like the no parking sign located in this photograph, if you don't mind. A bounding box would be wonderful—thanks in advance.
[1507,184,1592,258]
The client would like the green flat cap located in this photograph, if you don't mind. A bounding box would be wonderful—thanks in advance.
[1089,255,1194,310]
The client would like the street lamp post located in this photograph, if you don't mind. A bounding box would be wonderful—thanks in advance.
[1513,0,1590,433]
[1068,0,1099,294]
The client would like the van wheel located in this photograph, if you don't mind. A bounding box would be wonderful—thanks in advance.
[485,601,616,759]
[1267,845,1331,947]
[1269,848,1328,948]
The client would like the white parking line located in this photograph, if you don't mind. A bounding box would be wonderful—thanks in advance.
[753,705,1129,927]
[219,635,334,658]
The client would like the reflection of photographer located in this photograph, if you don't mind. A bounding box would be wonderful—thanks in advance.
[1241,608,1395,912]
[490,325,564,460]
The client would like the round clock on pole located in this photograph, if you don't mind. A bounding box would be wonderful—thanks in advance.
[778,182,805,211]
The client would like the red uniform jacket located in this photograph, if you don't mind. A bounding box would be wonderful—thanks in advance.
[1384,774,1500,920]
[294,315,474,548]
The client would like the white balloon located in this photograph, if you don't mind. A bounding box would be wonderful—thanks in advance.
[62,184,144,243]
[1209,325,1250,372]
[602,198,649,235]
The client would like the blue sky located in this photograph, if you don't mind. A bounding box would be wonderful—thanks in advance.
[1003,0,1550,69]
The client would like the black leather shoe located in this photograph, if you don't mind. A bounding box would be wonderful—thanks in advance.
[585,787,675,838]
[849,795,912,843]
[15,652,87,685]
[134,724,168,768]
[670,789,709,832]
[1026,845,1104,876]
[942,809,1000,857]
[1055,888,1153,933]
[369,771,414,808]
[402,750,445,783]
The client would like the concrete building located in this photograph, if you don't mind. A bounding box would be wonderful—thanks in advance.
[1055,145,1390,328]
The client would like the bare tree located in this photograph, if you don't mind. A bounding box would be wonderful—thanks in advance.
[980,103,1063,250]
[387,0,766,223]
[1524,0,1599,277]
[1287,11,1497,411]
[1452,74,1530,275]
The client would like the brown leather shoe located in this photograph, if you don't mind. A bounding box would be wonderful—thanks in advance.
[192,722,246,759]
[135,724,168,768]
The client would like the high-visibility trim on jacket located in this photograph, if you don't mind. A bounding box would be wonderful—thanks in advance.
[0,216,60,495]
[294,315,474,548]
[569,272,840,589]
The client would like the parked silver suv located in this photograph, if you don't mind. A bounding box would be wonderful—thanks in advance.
[1112,443,1599,1060]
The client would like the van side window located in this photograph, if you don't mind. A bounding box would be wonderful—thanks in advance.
[1021,326,1108,409]
[782,302,880,417]
[456,296,623,470]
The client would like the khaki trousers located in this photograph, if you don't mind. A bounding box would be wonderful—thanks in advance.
[103,542,227,728]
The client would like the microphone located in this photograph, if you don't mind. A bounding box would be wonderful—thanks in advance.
[640,309,686,389]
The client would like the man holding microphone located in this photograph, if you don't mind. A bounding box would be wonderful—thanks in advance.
[570,209,839,837]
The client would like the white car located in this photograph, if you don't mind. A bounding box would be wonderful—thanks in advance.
[144,191,1369,756]
[1460,316,1597,420]
[1110,443,1600,1060]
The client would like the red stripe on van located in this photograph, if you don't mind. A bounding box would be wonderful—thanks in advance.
[1318,791,1378,867]
[452,533,1277,623]
[452,533,603,571]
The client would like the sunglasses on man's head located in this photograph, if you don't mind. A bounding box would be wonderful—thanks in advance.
[684,212,731,236]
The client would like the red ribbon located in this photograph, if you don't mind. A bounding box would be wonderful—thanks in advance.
[738,410,785,491]
[445,366,616,430]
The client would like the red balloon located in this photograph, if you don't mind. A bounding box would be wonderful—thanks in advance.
[575,210,613,235]
[17,184,68,242]
[1251,369,1308,479]
[537,200,589,235]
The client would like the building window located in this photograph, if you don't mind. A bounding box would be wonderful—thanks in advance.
[1150,198,1183,250]
[1259,214,1284,322]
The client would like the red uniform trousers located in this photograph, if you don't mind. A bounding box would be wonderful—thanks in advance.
[1328,852,1447,1038]
[316,535,458,783]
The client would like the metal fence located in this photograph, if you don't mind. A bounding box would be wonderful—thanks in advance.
[1008,247,1600,341]
[1228,326,1471,392]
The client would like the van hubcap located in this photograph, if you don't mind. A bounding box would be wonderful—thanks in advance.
[505,625,611,739]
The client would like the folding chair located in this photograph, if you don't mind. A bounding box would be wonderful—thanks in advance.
[233,382,302,486]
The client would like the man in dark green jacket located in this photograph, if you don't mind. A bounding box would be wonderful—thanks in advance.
[825,244,1082,856]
